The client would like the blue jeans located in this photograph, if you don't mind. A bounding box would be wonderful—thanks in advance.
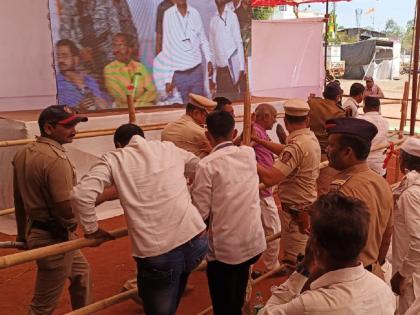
[173,63,205,104]
[135,234,208,315]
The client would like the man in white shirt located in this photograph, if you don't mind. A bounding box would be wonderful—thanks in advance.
[162,0,213,104]
[343,82,365,117]
[260,192,396,315]
[209,0,245,100]
[192,111,266,315]
[390,137,420,315]
[359,96,389,177]
[71,123,208,315]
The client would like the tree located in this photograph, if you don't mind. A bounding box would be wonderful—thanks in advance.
[402,19,414,54]
[384,19,403,38]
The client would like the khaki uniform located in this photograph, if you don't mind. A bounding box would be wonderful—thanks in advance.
[274,128,321,265]
[308,97,345,195]
[161,114,207,158]
[329,163,393,270]
[13,137,91,315]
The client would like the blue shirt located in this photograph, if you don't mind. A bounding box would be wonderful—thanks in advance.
[57,73,106,108]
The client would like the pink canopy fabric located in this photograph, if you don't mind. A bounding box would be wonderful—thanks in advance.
[252,0,350,7]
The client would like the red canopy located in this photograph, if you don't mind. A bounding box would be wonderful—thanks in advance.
[252,0,350,7]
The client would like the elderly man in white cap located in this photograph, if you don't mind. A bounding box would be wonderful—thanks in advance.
[390,137,420,314]
[161,93,216,158]
[257,99,321,273]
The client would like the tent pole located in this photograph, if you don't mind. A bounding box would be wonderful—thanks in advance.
[324,0,330,87]
[410,0,420,135]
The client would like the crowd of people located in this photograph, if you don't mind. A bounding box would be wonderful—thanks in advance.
[11,79,420,315]
[54,0,251,110]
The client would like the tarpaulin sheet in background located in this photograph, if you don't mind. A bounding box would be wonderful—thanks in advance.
[251,18,324,99]
[341,40,376,79]
[252,0,351,7]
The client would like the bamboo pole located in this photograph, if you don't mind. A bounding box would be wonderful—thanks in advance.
[65,288,138,315]
[0,228,127,269]
[410,0,420,135]
[127,93,137,124]
[399,82,410,139]
[242,44,252,145]
[0,208,14,216]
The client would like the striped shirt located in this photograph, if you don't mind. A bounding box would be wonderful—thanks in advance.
[104,59,157,108]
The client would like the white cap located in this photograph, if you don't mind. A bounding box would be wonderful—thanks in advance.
[401,137,420,157]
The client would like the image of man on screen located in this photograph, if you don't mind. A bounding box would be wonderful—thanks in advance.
[104,33,157,108]
[209,0,245,100]
[162,0,213,104]
[58,0,139,88]
[56,39,110,111]
[156,0,175,55]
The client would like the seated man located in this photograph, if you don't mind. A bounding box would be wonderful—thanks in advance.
[213,96,234,117]
[192,111,266,315]
[71,123,207,315]
[360,96,389,177]
[162,93,216,158]
[364,76,385,98]
[104,33,157,108]
[260,192,396,315]
[343,83,365,117]
[56,39,110,111]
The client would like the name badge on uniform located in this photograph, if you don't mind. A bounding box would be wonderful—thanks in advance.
[182,38,193,52]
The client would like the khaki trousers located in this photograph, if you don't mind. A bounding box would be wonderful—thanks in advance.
[279,210,308,266]
[27,229,91,315]
[260,196,281,271]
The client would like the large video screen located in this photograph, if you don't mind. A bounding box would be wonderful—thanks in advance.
[49,0,251,111]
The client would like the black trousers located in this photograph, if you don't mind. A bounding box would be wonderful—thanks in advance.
[206,254,261,315]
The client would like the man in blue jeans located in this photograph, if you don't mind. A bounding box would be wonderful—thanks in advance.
[71,123,208,315]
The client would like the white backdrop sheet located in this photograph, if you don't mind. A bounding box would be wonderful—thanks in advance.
[0,102,285,235]
[251,18,324,99]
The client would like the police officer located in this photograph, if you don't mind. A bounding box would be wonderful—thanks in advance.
[308,82,346,195]
[161,93,216,158]
[325,117,393,279]
[13,105,92,314]
[257,99,321,272]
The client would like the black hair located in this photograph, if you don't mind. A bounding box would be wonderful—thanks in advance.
[56,39,80,56]
[113,33,134,48]
[213,97,232,111]
[337,134,371,160]
[206,110,235,139]
[284,114,307,124]
[114,123,144,147]
[323,83,342,100]
[350,83,365,97]
[364,96,380,109]
[401,150,420,172]
[311,192,370,263]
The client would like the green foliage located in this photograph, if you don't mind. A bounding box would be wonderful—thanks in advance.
[402,19,414,53]
[252,7,274,20]
[384,19,404,38]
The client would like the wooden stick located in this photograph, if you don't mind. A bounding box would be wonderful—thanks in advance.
[0,228,127,269]
[127,94,137,124]
[0,241,25,249]
[65,288,138,315]
[251,263,285,285]
[242,43,252,145]
[399,81,410,139]
[411,0,420,135]
[0,208,14,216]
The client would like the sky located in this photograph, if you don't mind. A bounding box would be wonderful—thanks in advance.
[300,0,416,31]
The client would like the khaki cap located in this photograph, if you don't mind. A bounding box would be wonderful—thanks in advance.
[283,99,310,116]
[401,137,420,157]
[189,93,217,111]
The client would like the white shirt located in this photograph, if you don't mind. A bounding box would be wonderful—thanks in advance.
[260,264,396,315]
[392,171,420,278]
[226,0,242,11]
[209,7,245,83]
[343,97,359,117]
[71,135,206,258]
[191,142,266,264]
[162,5,211,83]
[359,111,389,176]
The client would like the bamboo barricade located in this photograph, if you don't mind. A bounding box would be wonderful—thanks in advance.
[242,43,252,146]
[126,93,137,124]
[399,82,410,139]
[0,228,127,269]
[63,232,284,315]
[0,208,14,216]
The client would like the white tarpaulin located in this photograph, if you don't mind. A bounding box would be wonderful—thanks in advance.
[251,18,324,99]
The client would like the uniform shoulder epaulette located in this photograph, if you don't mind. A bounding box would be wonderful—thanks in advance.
[330,174,352,191]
